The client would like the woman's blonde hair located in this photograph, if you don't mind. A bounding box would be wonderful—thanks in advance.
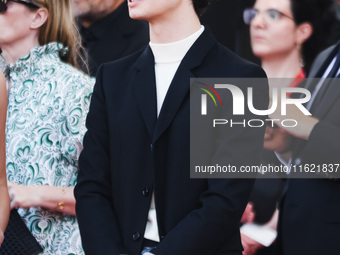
[30,0,87,71]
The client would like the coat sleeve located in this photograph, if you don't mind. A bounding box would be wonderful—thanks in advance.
[74,65,127,255]
[299,121,340,178]
[297,45,340,179]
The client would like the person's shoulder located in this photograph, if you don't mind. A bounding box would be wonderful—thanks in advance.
[309,42,339,77]
[313,43,337,65]
[58,61,95,89]
[98,48,147,75]
[319,43,337,57]
[204,42,267,78]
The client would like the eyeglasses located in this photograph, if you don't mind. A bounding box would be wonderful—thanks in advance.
[243,8,294,25]
[0,0,39,14]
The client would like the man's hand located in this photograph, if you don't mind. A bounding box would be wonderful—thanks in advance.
[270,104,319,140]
[264,126,293,152]
[241,233,264,255]
[241,203,255,224]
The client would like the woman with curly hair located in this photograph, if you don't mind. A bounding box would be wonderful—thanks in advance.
[74,0,270,254]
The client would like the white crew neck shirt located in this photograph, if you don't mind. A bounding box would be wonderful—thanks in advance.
[150,25,205,116]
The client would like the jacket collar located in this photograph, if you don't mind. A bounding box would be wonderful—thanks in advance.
[131,28,217,142]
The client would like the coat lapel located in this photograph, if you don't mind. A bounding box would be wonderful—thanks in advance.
[152,29,216,143]
[309,42,340,118]
[305,42,340,91]
[132,47,157,138]
[313,77,340,119]
[293,43,340,157]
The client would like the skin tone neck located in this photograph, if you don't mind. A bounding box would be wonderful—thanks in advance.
[1,33,39,65]
[79,0,125,28]
[148,3,201,44]
[260,48,302,78]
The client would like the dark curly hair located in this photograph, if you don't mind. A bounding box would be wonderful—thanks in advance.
[290,0,338,74]
[193,0,214,16]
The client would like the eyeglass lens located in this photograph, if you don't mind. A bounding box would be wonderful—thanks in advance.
[244,8,292,25]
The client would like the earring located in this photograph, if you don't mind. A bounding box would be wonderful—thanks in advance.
[297,43,304,67]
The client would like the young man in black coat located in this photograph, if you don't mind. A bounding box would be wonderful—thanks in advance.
[75,1,269,254]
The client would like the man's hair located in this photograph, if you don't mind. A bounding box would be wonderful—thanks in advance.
[193,0,213,16]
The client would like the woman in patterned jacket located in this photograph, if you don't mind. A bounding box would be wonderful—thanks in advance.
[0,0,94,254]
[0,70,9,246]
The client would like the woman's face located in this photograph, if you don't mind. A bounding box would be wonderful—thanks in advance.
[250,0,298,59]
[0,1,35,48]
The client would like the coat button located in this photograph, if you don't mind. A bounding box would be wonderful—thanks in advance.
[160,235,165,240]
[132,232,140,241]
[142,187,150,197]
[149,144,153,151]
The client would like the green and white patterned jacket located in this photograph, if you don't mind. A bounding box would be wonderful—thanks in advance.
[5,42,95,255]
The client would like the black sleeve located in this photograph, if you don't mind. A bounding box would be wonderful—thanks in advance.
[74,65,127,255]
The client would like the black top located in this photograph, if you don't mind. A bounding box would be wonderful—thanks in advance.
[79,2,149,76]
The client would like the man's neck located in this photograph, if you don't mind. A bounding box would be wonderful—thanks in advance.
[149,7,201,44]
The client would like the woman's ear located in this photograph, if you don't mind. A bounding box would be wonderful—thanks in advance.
[30,8,48,30]
[296,22,313,45]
